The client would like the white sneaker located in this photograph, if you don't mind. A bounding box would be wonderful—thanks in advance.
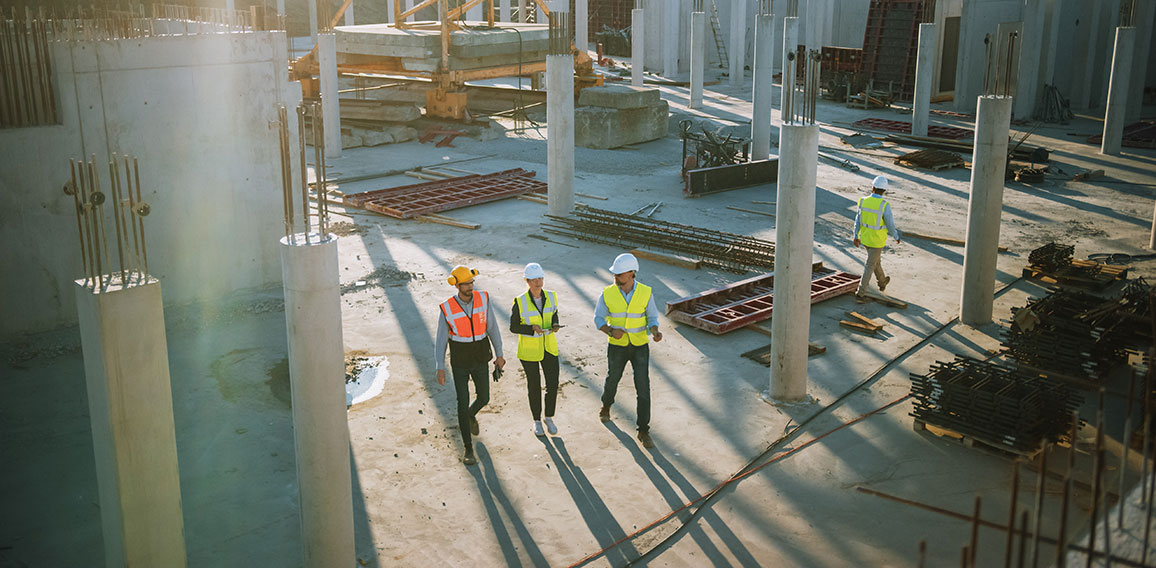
[544,417,558,435]
[533,421,545,437]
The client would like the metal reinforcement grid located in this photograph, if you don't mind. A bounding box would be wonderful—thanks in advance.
[909,356,1082,454]
[543,206,775,273]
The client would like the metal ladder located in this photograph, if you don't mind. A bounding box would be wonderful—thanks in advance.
[709,1,728,68]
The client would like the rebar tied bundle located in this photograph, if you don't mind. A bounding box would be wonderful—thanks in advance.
[543,206,775,273]
[909,356,1082,453]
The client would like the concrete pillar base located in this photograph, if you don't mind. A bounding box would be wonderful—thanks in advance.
[76,278,186,568]
[280,235,354,567]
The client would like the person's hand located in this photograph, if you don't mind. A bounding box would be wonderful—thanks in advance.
[531,324,544,335]
[653,330,663,342]
[436,369,446,386]
[495,356,506,370]
[853,238,861,247]
[551,324,561,332]
[610,328,625,340]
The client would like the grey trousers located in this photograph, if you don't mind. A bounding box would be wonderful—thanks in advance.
[856,246,886,295]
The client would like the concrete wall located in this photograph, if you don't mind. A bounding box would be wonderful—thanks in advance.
[831,0,870,48]
[0,31,295,336]
[953,0,1023,113]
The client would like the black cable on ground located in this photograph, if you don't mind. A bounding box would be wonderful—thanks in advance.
[569,276,1028,567]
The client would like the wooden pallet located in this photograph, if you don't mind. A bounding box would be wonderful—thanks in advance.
[913,419,1044,460]
[1022,259,1129,290]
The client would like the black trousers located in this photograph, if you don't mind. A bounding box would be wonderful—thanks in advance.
[451,362,489,448]
[601,343,651,433]
[521,352,559,420]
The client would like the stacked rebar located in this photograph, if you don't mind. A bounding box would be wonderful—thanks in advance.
[1028,242,1074,273]
[65,153,151,290]
[1003,280,1153,381]
[542,206,775,272]
[909,356,1082,453]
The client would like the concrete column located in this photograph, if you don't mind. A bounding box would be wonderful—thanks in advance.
[76,279,186,568]
[689,10,706,109]
[632,8,645,87]
[226,0,235,12]
[277,0,285,17]
[911,23,937,137]
[538,4,546,24]
[1102,27,1136,155]
[729,0,747,87]
[960,96,1013,326]
[308,0,318,42]
[779,17,798,116]
[318,33,341,159]
[1127,0,1155,121]
[344,2,355,25]
[1039,0,1060,87]
[547,54,575,216]
[467,3,482,21]
[501,0,510,23]
[575,0,588,52]
[1073,2,1103,109]
[803,0,821,54]
[280,236,355,568]
[1015,0,1045,120]
[768,124,818,402]
[663,1,678,77]
[520,0,529,22]
[751,14,774,160]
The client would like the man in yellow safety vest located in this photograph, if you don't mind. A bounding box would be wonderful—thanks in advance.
[594,253,663,449]
[853,175,902,302]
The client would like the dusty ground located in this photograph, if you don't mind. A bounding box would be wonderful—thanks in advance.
[4,55,1156,567]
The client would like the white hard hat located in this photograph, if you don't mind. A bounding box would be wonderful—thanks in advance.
[523,262,545,279]
[872,175,889,190]
[609,253,640,275]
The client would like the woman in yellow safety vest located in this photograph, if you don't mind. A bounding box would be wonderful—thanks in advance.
[509,262,562,437]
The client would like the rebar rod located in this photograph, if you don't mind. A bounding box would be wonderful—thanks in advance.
[1087,388,1105,568]
[131,156,148,277]
[970,496,982,568]
[1057,412,1077,568]
[1005,461,1020,568]
[123,155,141,281]
[107,155,126,284]
[1032,446,1047,567]
[297,103,309,242]
[277,104,293,241]
[67,159,89,284]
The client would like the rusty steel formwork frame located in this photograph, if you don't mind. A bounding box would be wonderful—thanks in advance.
[342,168,546,219]
[860,0,934,103]
[665,268,861,334]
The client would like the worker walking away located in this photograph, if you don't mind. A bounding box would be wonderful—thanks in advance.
[510,262,563,437]
[594,253,663,449]
[854,175,902,302]
[434,265,506,466]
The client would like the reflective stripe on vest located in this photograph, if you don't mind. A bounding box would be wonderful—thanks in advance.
[440,291,489,343]
[602,283,652,347]
[515,290,559,362]
[858,195,889,248]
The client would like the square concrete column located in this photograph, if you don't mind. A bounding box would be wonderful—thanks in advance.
[318,33,342,159]
[911,23,937,137]
[501,0,510,22]
[344,2,355,25]
[76,279,186,568]
[575,0,588,52]
[729,0,747,87]
[663,0,679,77]
[960,96,1013,326]
[277,0,285,16]
[1101,27,1136,155]
[689,10,706,109]
[751,13,775,160]
[547,54,575,216]
[308,0,318,42]
[632,8,645,87]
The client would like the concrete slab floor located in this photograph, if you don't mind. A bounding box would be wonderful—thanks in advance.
[4,66,1156,567]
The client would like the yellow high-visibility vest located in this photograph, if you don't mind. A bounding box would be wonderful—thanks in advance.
[857,195,890,248]
[515,291,559,362]
[602,283,652,347]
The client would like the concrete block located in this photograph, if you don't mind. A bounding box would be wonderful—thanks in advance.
[575,100,669,149]
[577,85,662,109]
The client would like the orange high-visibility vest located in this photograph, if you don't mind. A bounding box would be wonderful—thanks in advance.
[440,291,489,342]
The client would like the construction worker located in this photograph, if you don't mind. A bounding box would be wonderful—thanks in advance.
[509,262,562,437]
[594,253,663,449]
[434,265,505,466]
[853,175,902,302]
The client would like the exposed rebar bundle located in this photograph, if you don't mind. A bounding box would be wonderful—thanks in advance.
[65,153,151,291]
[290,101,331,244]
[542,205,775,273]
[783,47,820,125]
[983,30,1019,98]
[6,4,284,43]
[1,14,56,128]
[548,4,571,55]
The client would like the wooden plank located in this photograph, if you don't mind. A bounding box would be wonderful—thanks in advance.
[858,292,908,309]
[845,311,883,330]
[726,206,776,217]
[417,215,479,230]
[904,230,1009,252]
[629,249,701,270]
[519,194,548,204]
[840,319,880,334]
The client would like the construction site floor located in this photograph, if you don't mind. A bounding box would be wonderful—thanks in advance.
[4,61,1156,567]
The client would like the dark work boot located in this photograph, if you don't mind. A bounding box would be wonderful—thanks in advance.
[879,275,891,292]
[637,431,655,449]
[599,405,611,423]
[463,449,477,466]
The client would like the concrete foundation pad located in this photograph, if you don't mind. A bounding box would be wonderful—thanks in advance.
[336,22,550,65]
[574,100,669,149]
[577,85,663,109]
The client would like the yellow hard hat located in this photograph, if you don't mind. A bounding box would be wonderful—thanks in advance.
[448,265,479,286]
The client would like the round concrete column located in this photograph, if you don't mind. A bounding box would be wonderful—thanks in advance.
[751,14,775,160]
[690,11,706,109]
[318,33,341,159]
[547,54,575,216]
[632,9,645,87]
[768,123,818,402]
[280,235,354,568]
[575,0,588,52]
[1101,27,1136,156]
[779,17,798,115]
[960,96,1013,326]
[729,0,747,87]
[912,23,937,137]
